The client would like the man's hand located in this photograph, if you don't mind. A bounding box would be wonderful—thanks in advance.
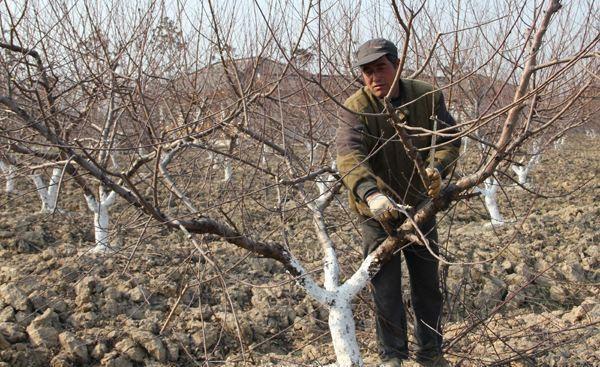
[366,192,399,222]
[426,167,442,198]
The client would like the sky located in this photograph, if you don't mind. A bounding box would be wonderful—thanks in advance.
[2,0,595,74]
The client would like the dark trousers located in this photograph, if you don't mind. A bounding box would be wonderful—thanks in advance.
[359,215,443,361]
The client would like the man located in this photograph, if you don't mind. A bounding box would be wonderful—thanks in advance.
[336,38,460,366]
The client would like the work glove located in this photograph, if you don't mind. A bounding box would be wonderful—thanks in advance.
[426,167,442,198]
[366,192,399,222]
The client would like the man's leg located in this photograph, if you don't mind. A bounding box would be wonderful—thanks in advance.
[403,220,443,361]
[359,216,409,361]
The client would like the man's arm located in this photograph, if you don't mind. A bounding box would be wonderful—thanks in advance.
[428,93,461,178]
[335,107,378,204]
[336,107,402,220]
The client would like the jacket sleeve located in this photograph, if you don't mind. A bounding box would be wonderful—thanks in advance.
[336,106,378,203]
[428,93,461,178]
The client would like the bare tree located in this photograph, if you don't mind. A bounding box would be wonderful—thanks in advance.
[0,0,598,366]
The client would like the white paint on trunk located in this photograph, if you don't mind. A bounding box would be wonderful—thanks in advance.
[30,174,48,206]
[223,161,232,181]
[475,177,503,226]
[306,141,315,166]
[327,258,375,367]
[339,254,374,297]
[208,139,233,181]
[313,172,340,290]
[511,165,527,185]
[328,300,364,367]
[209,155,232,181]
[290,249,370,367]
[30,167,62,213]
[93,204,110,251]
[260,145,273,167]
[301,176,372,366]
[553,137,565,150]
[85,187,117,253]
[0,161,16,193]
[511,143,541,186]
[313,209,340,291]
[287,257,333,306]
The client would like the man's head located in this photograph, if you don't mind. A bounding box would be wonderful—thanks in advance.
[354,38,400,98]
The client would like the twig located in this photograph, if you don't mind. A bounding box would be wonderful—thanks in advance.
[160,283,189,335]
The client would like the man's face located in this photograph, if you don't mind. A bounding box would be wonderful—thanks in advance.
[360,56,399,98]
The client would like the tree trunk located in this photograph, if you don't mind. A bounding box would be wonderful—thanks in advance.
[477,177,503,226]
[328,300,364,367]
[85,187,117,253]
[92,204,110,251]
[30,167,62,213]
[0,161,16,193]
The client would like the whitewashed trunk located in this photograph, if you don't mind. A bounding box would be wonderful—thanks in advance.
[261,145,273,167]
[553,137,565,150]
[30,167,62,213]
[0,161,16,193]
[476,177,504,226]
[512,144,541,186]
[510,164,530,186]
[208,139,234,181]
[30,174,48,208]
[289,254,368,367]
[328,301,363,367]
[208,152,232,181]
[47,168,61,209]
[223,160,232,181]
[85,188,117,253]
[484,191,504,226]
[93,205,110,251]
[305,181,373,366]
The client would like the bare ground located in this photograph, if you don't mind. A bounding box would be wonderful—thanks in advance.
[0,136,598,367]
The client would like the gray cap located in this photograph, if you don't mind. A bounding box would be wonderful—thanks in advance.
[353,38,398,67]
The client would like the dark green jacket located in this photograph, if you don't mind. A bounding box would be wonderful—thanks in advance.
[336,79,460,217]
